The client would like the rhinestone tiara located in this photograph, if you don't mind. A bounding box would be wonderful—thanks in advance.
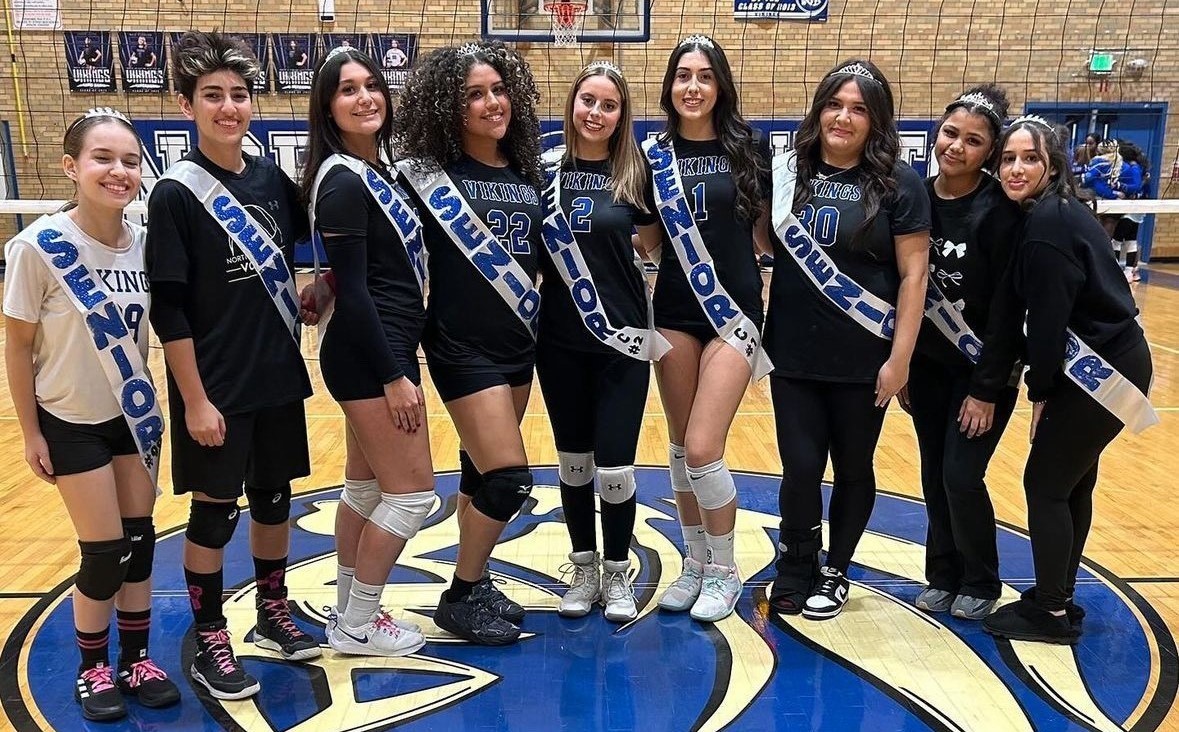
[831,62,878,83]
[584,60,622,76]
[1010,114,1053,131]
[678,34,715,49]
[457,41,482,57]
[82,106,131,125]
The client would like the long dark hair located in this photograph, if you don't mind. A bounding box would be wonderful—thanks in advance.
[997,118,1077,208]
[793,58,898,249]
[392,41,542,186]
[657,36,766,222]
[935,83,1010,172]
[299,48,395,206]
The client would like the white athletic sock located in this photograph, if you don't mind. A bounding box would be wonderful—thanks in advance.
[337,564,355,612]
[343,579,383,629]
[682,524,707,563]
[706,529,736,568]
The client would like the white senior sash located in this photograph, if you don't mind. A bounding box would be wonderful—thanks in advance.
[161,161,301,344]
[24,216,163,481]
[396,159,540,337]
[771,151,897,341]
[642,138,773,379]
[923,277,984,364]
[309,154,427,293]
[540,166,671,361]
[1061,328,1157,433]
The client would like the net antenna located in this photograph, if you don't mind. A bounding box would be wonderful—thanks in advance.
[544,0,588,47]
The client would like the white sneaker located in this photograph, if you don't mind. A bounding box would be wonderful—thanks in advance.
[658,557,704,611]
[602,559,637,622]
[690,564,742,622]
[558,551,601,618]
[328,613,426,657]
[328,604,421,634]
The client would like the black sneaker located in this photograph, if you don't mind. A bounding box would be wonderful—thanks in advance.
[1020,587,1085,628]
[117,657,180,708]
[255,592,322,661]
[75,662,126,721]
[470,577,526,624]
[983,598,1079,645]
[802,566,850,620]
[191,622,261,700]
[434,592,521,646]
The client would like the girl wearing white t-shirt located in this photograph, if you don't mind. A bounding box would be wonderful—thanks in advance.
[3,109,178,722]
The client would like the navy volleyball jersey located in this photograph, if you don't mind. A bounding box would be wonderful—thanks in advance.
[650,134,772,331]
[315,161,426,379]
[765,160,931,382]
[146,148,312,414]
[403,155,541,369]
[539,158,658,353]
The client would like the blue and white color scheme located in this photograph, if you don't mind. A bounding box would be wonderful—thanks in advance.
[734,0,829,22]
[1063,328,1158,433]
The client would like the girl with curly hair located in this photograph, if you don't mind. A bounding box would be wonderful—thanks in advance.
[644,35,773,624]
[765,59,930,620]
[392,40,542,646]
[538,60,667,623]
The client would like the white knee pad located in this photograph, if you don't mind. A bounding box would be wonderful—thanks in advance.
[342,478,380,518]
[687,459,737,510]
[669,443,690,494]
[369,490,436,540]
[1124,239,1139,253]
[597,465,636,505]
[1112,239,1123,253]
[558,451,595,487]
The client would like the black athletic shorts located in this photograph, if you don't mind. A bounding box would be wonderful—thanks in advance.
[322,339,422,401]
[37,406,137,476]
[170,399,310,498]
[1114,217,1140,242]
[423,341,533,403]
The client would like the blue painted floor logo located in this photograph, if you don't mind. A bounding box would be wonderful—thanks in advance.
[5,468,1176,730]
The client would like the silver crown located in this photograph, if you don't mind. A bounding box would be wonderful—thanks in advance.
[678,34,715,49]
[584,59,621,76]
[83,107,131,125]
[325,45,355,62]
[954,91,996,113]
[457,41,482,58]
[1011,114,1053,130]
[833,62,877,83]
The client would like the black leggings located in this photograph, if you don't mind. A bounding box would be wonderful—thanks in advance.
[771,376,888,572]
[908,354,1017,600]
[1024,338,1152,611]
[536,343,650,561]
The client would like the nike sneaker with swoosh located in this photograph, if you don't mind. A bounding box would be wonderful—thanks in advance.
[802,566,851,620]
[327,613,425,656]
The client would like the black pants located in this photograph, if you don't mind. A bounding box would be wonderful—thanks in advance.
[771,376,887,572]
[908,354,1017,600]
[536,343,650,560]
[1024,338,1152,611]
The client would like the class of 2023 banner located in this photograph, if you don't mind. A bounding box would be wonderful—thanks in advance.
[64,31,115,92]
[274,33,318,94]
[734,0,829,21]
[119,31,165,93]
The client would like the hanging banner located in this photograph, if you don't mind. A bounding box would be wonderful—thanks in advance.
[64,31,115,92]
[235,33,271,93]
[118,32,164,93]
[323,32,363,57]
[372,33,418,90]
[273,33,317,94]
[734,0,829,21]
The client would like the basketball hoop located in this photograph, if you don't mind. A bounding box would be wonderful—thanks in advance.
[544,0,587,47]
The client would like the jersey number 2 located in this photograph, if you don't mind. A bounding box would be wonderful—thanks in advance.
[487,209,532,255]
[569,197,593,233]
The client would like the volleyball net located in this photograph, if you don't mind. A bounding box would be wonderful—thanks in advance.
[0,0,1176,255]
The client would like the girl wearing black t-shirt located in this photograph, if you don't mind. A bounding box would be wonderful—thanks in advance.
[301,48,430,658]
[392,41,542,646]
[765,59,930,620]
[538,61,663,623]
[905,85,1022,621]
[648,35,772,624]
[982,118,1153,645]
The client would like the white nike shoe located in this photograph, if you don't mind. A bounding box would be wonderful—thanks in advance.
[802,566,851,620]
[658,557,704,612]
[558,551,601,618]
[602,559,638,622]
[326,605,420,634]
[690,563,741,622]
[328,613,425,657]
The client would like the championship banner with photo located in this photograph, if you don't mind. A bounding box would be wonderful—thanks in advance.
[64,31,115,92]
[274,33,317,94]
[734,0,828,21]
[373,33,417,90]
[118,31,164,93]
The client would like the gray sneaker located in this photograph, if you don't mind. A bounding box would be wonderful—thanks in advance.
[915,587,953,613]
[951,594,996,620]
[558,551,601,618]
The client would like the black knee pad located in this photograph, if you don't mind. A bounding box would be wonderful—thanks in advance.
[472,466,533,522]
[121,516,156,584]
[458,450,482,498]
[245,484,292,526]
[76,538,132,601]
[185,500,241,549]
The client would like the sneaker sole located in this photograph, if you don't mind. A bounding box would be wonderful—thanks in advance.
[558,605,595,618]
[117,681,181,708]
[255,637,323,662]
[434,617,521,646]
[657,593,699,612]
[690,605,737,623]
[190,665,261,701]
[915,600,952,613]
[328,635,426,657]
[982,625,1079,645]
[74,694,127,722]
[802,604,846,620]
[951,606,996,620]
[603,607,638,623]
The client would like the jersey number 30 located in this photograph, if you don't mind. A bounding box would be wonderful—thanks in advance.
[487,209,532,254]
[798,204,840,247]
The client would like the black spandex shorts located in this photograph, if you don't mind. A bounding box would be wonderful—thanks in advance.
[424,344,533,403]
[37,406,137,476]
[321,338,422,401]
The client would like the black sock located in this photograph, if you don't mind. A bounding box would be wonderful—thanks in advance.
[76,627,109,670]
[601,498,637,562]
[560,481,597,553]
[184,568,224,626]
[254,556,287,599]
[116,609,151,665]
[445,575,478,602]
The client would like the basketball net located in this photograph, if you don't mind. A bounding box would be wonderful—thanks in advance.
[545,0,586,47]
